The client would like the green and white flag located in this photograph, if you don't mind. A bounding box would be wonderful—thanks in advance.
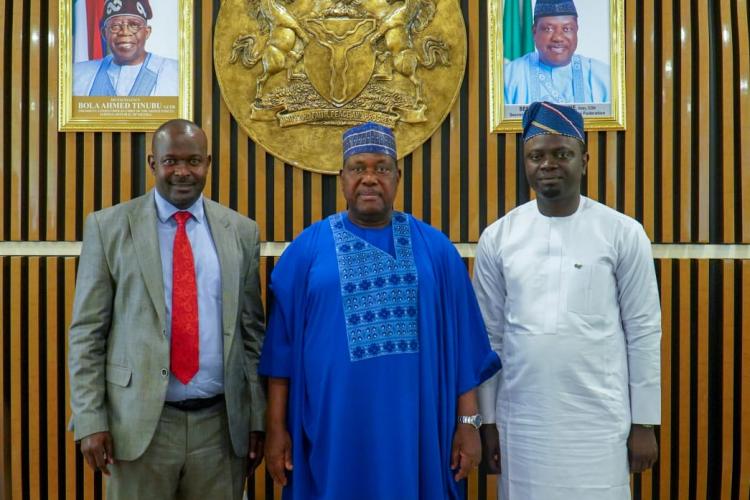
[503,0,534,62]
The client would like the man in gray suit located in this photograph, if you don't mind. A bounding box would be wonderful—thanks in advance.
[68,119,266,499]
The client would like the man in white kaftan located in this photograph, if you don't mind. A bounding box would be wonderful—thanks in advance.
[474,101,661,500]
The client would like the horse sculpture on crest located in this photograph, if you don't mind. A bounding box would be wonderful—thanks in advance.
[229,0,309,100]
[370,0,449,106]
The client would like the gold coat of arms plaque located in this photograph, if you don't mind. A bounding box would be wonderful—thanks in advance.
[214,0,467,174]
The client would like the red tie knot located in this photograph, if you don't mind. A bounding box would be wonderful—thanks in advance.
[173,211,192,226]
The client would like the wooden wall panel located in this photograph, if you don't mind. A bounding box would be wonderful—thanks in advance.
[660,0,675,243]
[740,2,750,243]
[0,259,8,500]
[1,256,748,500]
[1,0,750,499]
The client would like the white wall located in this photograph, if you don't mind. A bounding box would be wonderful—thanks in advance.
[146,0,179,60]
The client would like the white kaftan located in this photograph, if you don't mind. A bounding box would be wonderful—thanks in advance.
[474,197,661,500]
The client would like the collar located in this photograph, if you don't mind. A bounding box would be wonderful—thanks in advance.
[106,52,150,69]
[153,189,205,224]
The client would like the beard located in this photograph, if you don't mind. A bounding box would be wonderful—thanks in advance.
[537,183,562,199]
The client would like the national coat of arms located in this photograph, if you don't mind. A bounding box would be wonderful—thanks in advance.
[214,0,467,174]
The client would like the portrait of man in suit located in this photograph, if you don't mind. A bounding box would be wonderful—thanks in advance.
[72,0,179,97]
[68,119,265,499]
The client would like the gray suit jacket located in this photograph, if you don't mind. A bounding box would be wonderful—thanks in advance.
[68,191,266,461]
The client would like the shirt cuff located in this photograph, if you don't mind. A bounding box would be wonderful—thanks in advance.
[478,372,500,424]
[630,383,661,424]
[71,412,109,441]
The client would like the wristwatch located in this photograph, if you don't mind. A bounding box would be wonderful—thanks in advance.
[457,414,483,429]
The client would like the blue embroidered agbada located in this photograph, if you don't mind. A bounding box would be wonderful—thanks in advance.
[259,212,500,500]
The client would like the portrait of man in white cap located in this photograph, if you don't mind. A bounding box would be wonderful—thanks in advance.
[503,0,611,105]
[73,0,179,97]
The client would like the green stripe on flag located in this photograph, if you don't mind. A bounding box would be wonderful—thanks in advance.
[503,0,534,61]
[521,0,534,55]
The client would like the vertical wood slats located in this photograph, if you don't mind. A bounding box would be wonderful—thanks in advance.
[467,0,479,242]
[1,0,750,499]
[64,259,77,500]
[0,0,6,243]
[430,126,442,226]
[254,145,267,241]
[720,261,734,500]
[10,258,22,500]
[0,1,739,244]
[273,158,284,241]
[741,261,750,500]
[696,261,709,498]
[46,257,61,500]
[200,0,213,202]
[28,258,40,500]
[28,0,40,240]
[696,1,710,242]
[719,0,735,243]
[658,262,672,500]
[679,0,693,242]
[586,132,598,201]
[47,0,60,240]
[503,135,516,214]
[449,102,461,241]
[738,1,750,243]
[661,0,675,243]
[2,256,749,500]
[0,259,7,500]
[9,2,24,241]
[639,0,654,236]
[677,260,691,500]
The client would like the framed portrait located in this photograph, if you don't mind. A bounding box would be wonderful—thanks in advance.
[489,0,625,132]
[58,0,193,131]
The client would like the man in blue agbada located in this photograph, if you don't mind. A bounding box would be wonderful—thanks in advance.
[259,122,501,499]
[504,0,610,105]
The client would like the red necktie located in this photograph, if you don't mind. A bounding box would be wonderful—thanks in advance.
[171,211,199,384]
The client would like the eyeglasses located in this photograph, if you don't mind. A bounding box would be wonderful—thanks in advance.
[106,21,147,35]
[343,165,397,177]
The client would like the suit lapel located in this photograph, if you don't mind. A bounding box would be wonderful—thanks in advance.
[128,193,167,330]
[204,199,240,362]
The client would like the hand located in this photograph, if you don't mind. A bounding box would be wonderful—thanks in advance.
[80,431,115,476]
[248,431,265,475]
[627,424,658,473]
[451,424,481,481]
[479,424,501,474]
[265,425,293,486]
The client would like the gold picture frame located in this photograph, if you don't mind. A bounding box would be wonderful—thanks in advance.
[489,0,625,132]
[58,0,193,131]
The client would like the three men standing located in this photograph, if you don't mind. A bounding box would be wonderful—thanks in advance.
[474,102,661,499]
[68,119,266,499]
[68,110,660,499]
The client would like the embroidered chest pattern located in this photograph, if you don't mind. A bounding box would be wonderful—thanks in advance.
[533,54,584,103]
[330,212,419,362]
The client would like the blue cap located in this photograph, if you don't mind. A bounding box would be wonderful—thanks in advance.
[534,0,577,19]
[522,101,585,143]
[342,122,397,161]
